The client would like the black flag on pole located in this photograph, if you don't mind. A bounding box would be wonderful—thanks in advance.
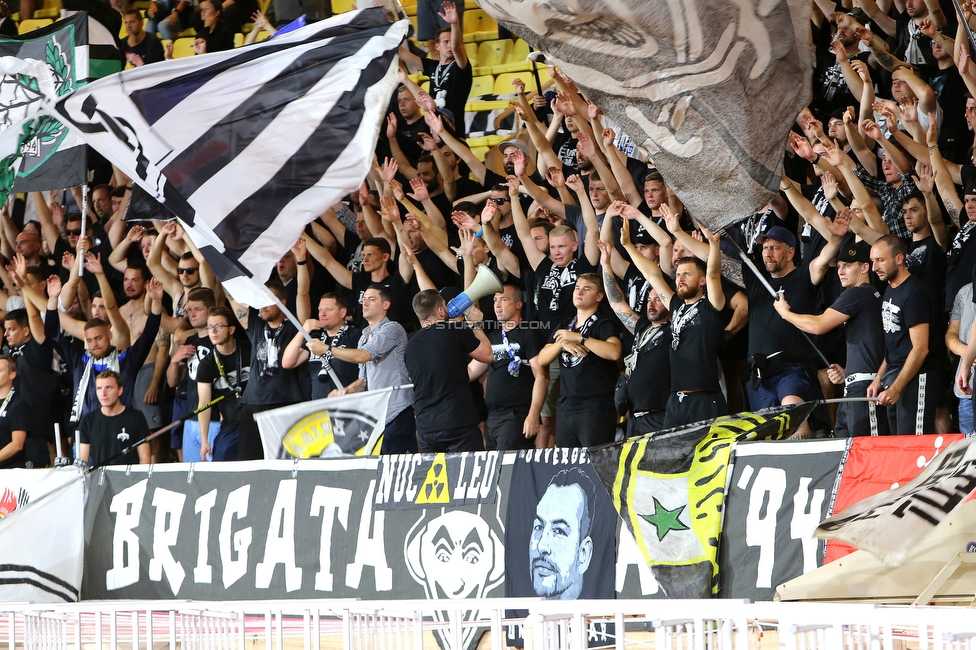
[49,8,406,306]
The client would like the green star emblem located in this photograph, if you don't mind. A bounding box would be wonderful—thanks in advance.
[640,497,690,541]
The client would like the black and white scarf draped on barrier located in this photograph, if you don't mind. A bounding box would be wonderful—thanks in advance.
[477,0,812,231]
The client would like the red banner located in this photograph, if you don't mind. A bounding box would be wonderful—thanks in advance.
[824,434,963,563]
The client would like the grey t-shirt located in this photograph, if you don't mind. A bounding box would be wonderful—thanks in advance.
[951,283,974,398]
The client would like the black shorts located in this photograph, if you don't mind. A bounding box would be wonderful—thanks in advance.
[486,407,535,451]
[664,391,727,429]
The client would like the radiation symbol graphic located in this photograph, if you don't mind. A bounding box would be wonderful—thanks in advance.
[415,453,450,505]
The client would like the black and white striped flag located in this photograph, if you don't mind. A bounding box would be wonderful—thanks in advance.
[49,8,406,306]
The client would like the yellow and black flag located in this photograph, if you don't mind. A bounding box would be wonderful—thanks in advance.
[589,402,816,598]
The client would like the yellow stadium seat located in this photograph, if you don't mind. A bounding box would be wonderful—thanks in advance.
[463,42,477,66]
[509,38,530,64]
[469,74,493,98]
[17,18,52,34]
[33,6,61,18]
[470,146,489,162]
[332,0,355,13]
[476,39,511,69]
[402,1,416,16]
[255,30,270,42]
[233,32,244,47]
[172,37,196,58]
[462,8,498,43]
[492,72,526,96]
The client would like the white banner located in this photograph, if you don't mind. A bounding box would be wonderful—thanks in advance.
[814,437,976,566]
[254,387,396,459]
[0,466,85,602]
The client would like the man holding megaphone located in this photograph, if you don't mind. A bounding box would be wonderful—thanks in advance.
[405,289,494,452]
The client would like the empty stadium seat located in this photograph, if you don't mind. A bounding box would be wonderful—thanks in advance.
[491,38,534,74]
[492,72,525,96]
[17,18,52,34]
[462,8,497,43]
[233,32,244,47]
[171,37,195,58]
[469,74,493,98]
[33,6,61,18]
[332,0,355,13]
[477,39,511,68]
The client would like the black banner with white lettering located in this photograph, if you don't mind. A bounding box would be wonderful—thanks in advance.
[717,440,847,601]
[373,452,502,510]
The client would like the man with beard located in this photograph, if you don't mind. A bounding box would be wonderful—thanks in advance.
[601,240,671,435]
[868,235,941,434]
[78,370,151,467]
[413,153,454,229]
[745,225,843,437]
[230,280,305,460]
[468,285,547,450]
[147,223,210,318]
[529,468,597,600]
[813,13,870,115]
[856,0,942,71]
[282,292,363,400]
[623,218,727,427]
[775,239,887,436]
[46,275,162,429]
[120,265,169,434]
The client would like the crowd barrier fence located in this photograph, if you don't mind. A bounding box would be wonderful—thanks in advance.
[1,599,976,650]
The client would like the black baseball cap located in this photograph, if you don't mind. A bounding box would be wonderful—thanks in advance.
[756,226,797,249]
[837,240,870,263]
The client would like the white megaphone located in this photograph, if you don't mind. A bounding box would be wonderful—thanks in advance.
[447,264,504,318]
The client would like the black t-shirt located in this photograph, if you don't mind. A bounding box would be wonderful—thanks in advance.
[668,295,724,393]
[906,235,947,306]
[4,337,57,440]
[121,31,165,65]
[79,407,149,467]
[180,332,213,414]
[534,257,593,337]
[341,229,364,272]
[627,318,670,412]
[623,264,651,316]
[396,117,430,165]
[350,269,414,328]
[196,341,251,433]
[929,65,969,156]
[405,323,480,433]
[745,262,821,366]
[947,221,976,312]
[242,310,304,405]
[552,313,620,402]
[0,394,29,469]
[303,324,363,399]
[199,21,235,53]
[881,275,934,372]
[485,323,543,410]
[422,58,473,137]
[830,283,885,375]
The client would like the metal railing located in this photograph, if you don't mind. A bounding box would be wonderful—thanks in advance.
[1,599,976,650]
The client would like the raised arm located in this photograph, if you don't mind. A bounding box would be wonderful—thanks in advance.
[85,252,131,350]
[565,173,600,266]
[508,175,546,271]
[598,239,638,334]
[427,111,488,185]
[481,198,520,277]
[702,227,726,311]
[620,215,675,305]
[305,234,353,290]
[913,160,950,250]
[146,226,182,298]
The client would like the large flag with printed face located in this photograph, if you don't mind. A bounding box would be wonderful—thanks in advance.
[588,402,816,598]
[0,11,120,194]
[49,8,406,307]
[476,0,811,232]
[815,437,976,567]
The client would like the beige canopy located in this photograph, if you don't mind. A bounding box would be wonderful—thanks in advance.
[776,500,976,605]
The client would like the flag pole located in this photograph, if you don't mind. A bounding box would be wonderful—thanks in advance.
[722,232,832,368]
[268,293,345,390]
[950,0,976,61]
[78,183,87,277]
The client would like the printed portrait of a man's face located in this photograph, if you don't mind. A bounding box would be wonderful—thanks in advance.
[529,469,594,600]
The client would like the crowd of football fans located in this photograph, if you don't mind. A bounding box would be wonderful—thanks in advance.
[0,0,974,467]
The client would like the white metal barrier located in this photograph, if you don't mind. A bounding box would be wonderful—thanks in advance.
[2,599,976,650]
